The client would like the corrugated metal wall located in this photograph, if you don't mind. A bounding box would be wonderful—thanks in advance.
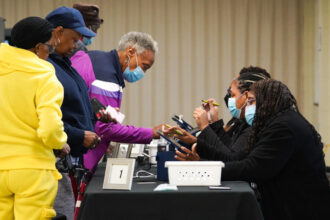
[0,0,303,128]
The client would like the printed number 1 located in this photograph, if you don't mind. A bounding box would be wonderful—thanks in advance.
[119,170,123,178]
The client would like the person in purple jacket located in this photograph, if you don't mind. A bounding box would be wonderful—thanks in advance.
[71,31,161,171]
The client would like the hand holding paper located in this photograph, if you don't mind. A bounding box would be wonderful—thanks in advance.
[105,105,125,124]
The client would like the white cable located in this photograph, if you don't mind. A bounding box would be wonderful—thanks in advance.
[133,169,156,178]
[142,152,151,158]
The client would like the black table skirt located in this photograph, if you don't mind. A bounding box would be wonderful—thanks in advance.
[78,163,264,220]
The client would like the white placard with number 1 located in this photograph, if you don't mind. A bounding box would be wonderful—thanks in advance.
[103,158,135,190]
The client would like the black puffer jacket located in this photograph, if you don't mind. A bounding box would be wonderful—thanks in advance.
[196,118,251,161]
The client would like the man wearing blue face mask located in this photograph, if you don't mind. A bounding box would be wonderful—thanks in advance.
[71,31,163,171]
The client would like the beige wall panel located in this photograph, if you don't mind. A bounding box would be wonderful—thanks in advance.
[258,0,273,72]
[302,0,316,125]
[166,0,181,122]
[218,0,235,121]
[272,0,284,81]
[246,0,260,66]
[179,0,194,123]
[319,0,330,145]
[151,0,167,124]
[139,0,155,127]
[205,0,220,111]
[286,0,300,97]
[125,0,142,126]
[233,0,248,71]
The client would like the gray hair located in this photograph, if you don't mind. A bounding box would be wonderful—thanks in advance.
[118,31,158,54]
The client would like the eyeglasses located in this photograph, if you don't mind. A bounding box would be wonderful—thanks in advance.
[246,98,256,106]
[226,88,231,96]
[43,43,55,54]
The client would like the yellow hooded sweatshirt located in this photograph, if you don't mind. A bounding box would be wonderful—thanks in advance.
[0,43,67,171]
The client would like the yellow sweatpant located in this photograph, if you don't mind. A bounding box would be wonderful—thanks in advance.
[0,169,61,220]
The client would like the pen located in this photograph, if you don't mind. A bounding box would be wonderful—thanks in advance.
[202,100,220,106]
[165,124,184,135]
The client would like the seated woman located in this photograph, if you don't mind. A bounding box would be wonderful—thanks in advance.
[188,79,330,219]
[169,66,270,161]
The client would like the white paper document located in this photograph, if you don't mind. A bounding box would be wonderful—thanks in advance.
[106,105,125,124]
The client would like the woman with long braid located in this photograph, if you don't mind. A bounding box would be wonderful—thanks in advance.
[222,79,330,220]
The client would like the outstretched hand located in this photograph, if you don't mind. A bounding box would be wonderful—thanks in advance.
[163,125,197,145]
[152,123,165,139]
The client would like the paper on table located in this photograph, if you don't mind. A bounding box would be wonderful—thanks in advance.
[105,105,125,124]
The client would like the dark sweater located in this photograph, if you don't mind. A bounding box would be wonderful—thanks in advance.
[223,109,330,220]
[48,53,95,157]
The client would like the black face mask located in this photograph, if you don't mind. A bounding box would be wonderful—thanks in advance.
[224,87,231,107]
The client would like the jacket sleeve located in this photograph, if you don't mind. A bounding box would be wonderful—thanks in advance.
[209,119,225,133]
[208,119,232,146]
[95,121,153,144]
[63,122,85,147]
[196,124,249,161]
[222,120,294,182]
[71,51,95,89]
[35,71,67,149]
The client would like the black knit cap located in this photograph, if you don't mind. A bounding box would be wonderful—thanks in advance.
[10,16,53,49]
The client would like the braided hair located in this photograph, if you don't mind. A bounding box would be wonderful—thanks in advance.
[239,66,271,77]
[224,66,271,106]
[225,66,271,128]
[237,66,271,93]
[248,79,322,150]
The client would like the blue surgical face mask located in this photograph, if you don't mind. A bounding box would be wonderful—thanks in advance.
[123,53,145,83]
[228,97,242,118]
[245,104,256,126]
[82,37,94,46]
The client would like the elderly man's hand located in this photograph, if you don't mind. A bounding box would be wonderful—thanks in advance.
[152,123,165,139]
[83,131,101,149]
[174,143,200,161]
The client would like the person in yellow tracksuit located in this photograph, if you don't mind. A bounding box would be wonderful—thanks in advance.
[0,17,68,220]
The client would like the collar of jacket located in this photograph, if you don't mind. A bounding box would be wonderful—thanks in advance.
[49,52,72,67]
[109,49,125,89]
